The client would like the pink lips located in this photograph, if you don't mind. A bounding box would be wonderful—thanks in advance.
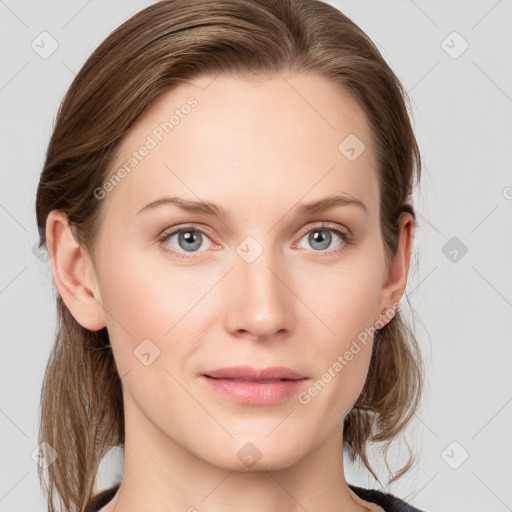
[201,365,308,405]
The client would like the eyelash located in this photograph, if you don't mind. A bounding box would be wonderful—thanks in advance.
[157,222,354,259]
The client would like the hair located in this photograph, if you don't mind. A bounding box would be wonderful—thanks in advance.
[35,0,423,510]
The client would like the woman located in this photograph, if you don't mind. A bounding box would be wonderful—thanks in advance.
[35,1,425,511]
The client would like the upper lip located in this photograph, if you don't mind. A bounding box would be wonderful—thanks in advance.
[203,365,307,381]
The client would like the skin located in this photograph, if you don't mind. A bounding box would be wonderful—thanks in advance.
[47,72,414,512]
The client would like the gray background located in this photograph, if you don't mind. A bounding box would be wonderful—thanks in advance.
[1,0,511,510]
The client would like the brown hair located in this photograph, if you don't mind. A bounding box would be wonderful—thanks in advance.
[35,1,423,510]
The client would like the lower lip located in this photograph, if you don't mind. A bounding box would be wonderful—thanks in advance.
[201,376,307,405]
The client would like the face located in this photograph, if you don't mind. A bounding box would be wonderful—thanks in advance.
[84,73,398,471]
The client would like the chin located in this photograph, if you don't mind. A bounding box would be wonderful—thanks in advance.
[199,436,308,473]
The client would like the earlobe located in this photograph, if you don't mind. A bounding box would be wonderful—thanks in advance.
[375,211,415,326]
[45,210,107,331]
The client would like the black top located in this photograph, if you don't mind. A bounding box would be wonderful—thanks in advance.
[350,484,426,511]
[85,483,426,511]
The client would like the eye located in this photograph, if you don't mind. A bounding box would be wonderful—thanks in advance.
[158,224,217,259]
[158,221,353,260]
[293,222,352,255]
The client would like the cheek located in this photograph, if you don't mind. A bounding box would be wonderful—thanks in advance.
[302,291,376,425]
[322,346,373,427]
[300,256,382,345]
[295,253,381,414]
[96,252,212,374]
[95,255,170,366]
[98,249,190,332]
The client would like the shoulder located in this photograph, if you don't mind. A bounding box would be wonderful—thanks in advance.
[84,484,120,512]
[348,484,427,512]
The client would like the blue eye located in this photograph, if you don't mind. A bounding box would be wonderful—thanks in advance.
[293,222,352,256]
[159,226,214,258]
[298,227,347,252]
[158,222,353,259]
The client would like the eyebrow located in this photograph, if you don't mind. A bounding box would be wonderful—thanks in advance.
[136,193,368,218]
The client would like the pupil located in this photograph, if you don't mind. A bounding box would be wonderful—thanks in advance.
[180,231,201,251]
[310,230,331,250]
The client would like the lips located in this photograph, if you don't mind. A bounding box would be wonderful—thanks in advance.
[201,366,308,405]
[203,365,306,381]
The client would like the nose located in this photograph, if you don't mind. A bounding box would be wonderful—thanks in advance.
[224,242,294,341]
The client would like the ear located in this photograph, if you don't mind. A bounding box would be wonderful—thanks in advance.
[45,210,107,331]
[375,211,415,326]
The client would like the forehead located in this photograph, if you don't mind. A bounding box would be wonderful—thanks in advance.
[101,72,379,225]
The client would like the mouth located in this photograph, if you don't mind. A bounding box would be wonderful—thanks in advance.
[202,365,307,381]
[200,366,308,405]
[205,377,298,383]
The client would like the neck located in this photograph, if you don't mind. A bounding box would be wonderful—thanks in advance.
[105,394,371,512]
